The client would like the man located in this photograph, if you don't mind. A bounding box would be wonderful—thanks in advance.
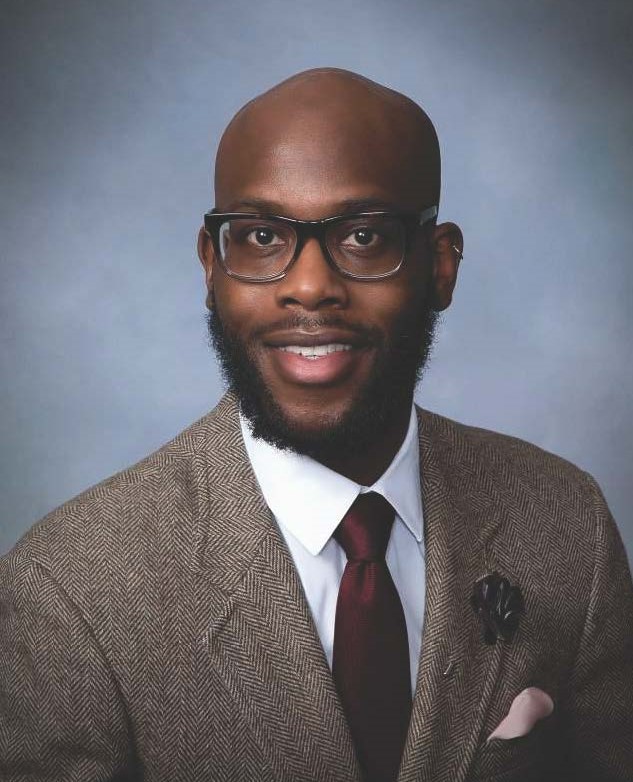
[1,68,632,782]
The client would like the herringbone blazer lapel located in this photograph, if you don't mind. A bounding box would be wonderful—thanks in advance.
[398,407,510,782]
[189,393,361,782]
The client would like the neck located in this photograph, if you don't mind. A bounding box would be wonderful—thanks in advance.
[316,402,412,486]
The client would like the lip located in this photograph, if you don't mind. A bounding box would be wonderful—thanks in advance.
[269,343,370,385]
[263,328,368,349]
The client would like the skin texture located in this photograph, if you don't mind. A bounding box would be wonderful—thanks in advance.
[198,68,462,485]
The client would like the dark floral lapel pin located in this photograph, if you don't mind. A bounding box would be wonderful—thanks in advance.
[471,571,525,645]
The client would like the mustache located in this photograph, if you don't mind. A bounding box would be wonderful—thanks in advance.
[249,314,382,343]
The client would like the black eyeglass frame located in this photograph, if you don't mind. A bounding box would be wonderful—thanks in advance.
[202,205,438,282]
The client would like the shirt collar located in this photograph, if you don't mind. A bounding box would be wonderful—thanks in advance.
[239,405,423,556]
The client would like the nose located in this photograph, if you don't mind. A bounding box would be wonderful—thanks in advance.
[274,237,349,311]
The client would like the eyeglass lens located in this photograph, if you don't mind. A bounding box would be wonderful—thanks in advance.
[218,216,405,279]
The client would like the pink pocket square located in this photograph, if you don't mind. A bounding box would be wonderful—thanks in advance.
[487,687,554,742]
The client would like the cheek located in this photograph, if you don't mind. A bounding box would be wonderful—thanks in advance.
[349,278,424,330]
[214,277,272,334]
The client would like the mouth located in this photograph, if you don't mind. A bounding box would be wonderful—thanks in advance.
[263,330,372,385]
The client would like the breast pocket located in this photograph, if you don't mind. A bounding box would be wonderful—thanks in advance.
[467,721,548,781]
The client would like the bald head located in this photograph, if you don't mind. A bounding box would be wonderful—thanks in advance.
[214,68,440,215]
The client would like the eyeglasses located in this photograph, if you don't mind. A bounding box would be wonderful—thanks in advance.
[203,206,438,282]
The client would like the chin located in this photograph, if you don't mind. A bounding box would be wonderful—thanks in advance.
[241,384,390,461]
[275,392,355,428]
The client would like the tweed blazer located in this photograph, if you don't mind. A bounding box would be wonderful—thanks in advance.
[1,392,632,782]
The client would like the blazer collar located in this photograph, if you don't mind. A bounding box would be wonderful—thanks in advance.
[188,391,273,587]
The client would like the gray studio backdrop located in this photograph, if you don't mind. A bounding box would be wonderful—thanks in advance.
[1,0,632,559]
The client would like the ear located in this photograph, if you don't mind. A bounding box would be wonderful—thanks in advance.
[197,227,215,310]
[429,221,463,311]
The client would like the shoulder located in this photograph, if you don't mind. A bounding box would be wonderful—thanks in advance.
[414,405,616,563]
[416,404,596,497]
[2,393,241,587]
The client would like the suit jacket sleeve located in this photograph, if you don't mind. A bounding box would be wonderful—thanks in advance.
[564,473,633,780]
[0,554,136,781]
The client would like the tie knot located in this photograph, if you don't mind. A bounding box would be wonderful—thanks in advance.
[334,492,395,562]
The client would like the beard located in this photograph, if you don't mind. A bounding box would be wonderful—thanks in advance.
[206,294,440,462]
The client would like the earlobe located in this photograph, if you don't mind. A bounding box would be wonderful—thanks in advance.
[430,222,463,311]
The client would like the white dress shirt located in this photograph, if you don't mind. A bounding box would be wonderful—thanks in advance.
[239,406,426,694]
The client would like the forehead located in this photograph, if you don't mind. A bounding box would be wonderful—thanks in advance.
[215,96,436,218]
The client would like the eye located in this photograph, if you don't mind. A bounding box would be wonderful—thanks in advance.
[349,228,376,246]
[246,226,285,247]
[340,225,384,249]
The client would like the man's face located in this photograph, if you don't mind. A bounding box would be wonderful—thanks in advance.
[200,96,452,460]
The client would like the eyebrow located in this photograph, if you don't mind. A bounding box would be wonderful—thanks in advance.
[222,196,403,215]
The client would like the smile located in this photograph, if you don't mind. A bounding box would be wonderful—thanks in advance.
[270,342,368,384]
[277,343,354,359]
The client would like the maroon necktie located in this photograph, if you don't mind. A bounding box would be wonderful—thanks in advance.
[332,492,412,782]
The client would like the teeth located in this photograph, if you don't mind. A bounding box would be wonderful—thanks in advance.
[279,343,353,358]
